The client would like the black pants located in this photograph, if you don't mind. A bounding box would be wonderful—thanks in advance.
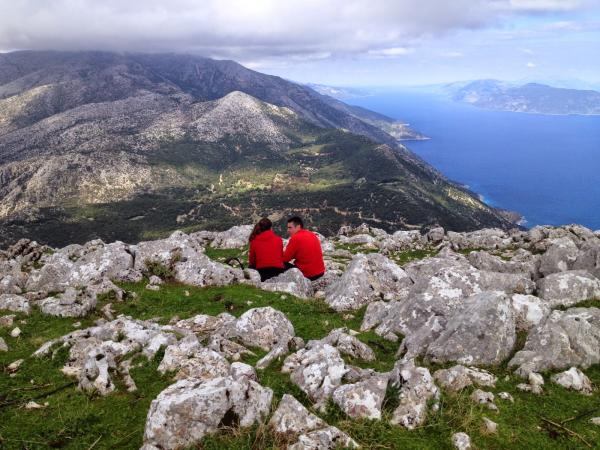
[284,262,324,281]
[253,266,285,282]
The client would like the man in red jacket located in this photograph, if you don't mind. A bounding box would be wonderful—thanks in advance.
[283,216,325,280]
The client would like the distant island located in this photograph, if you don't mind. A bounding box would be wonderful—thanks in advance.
[449,80,600,115]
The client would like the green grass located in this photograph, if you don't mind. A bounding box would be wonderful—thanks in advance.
[2,283,600,449]
[390,249,439,266]
[203,245,249,267]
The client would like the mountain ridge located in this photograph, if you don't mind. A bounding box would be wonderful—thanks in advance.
[0,50,517,247]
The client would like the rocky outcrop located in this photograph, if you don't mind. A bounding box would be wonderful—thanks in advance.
[332,373,388,420]
[142,372,273,450]
[389,359,440,429]
[509,308,600,376]
[325,253,412,311]
[423,291,516,365]
[282,341,348,410]
[270,394,358,449]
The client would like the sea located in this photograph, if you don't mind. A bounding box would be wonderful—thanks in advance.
[347,90,600,230]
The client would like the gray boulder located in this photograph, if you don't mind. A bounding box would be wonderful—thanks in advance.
[424,291,516,366]
[509,307,600,376]
[325,253,412,311]
[0,337,7,352]
[573,241,600,279]
[211,225,253,249]
[262,268,314,299]
[539,237,578,276]
[551,367,593,395]
[389,359,439,429]
[0,294,30,314]
[282,341,348,410]
[38,287,97,318]
[269,394,358,449]
[433,365,497,392]
[142,375,272,450]
[511,294,550,331]
[332,373,388,420]
[231,307,294,351]
[537,270,600,307]
[323,328,376,361]
[158,336,231,380]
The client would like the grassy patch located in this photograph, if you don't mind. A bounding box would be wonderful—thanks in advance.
[2,283,600,449]
[390,249,439,266]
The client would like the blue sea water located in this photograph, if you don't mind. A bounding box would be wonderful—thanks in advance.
[348,91,600,230]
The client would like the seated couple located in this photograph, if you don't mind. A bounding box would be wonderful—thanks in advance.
[248,216,325,282]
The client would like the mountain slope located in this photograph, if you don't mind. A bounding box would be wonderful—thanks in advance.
[452,79,600,115]
[0,51,515,246]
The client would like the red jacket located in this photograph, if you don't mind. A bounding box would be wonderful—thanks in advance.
[283,229,326,278]
[249,229,284,269]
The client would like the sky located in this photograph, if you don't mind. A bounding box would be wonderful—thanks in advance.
[1,0,599,86]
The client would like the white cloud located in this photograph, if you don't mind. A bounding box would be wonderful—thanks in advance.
[526,61,536,68]
[520,48,534,54]
[367,47,415,58]
[0,0,595,62]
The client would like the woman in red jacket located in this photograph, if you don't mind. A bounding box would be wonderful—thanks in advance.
[248,218,285,281]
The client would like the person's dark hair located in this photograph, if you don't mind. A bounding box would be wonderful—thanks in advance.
[249,218,272,242]
[287,216,304,228]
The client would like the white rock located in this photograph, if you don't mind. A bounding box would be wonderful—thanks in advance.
[332,373,388,420]
[482,417,498,434]
[10,326,21,338]
[498,392,514,402]
[452,432,471,450]
[551,367,593,394]
[0,337,7,352]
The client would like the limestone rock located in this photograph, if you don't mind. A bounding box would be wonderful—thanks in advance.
[211,225,253,249]
[38,287,97,317]
[142,375,272,450]
[231,307,294,351]
[573,241,600,279]
[551,367,593,394]
[323,328,376,361]
[158,336,231,381]
[269,394,326,435]
[452,432,472,450]
[511,294,550,331]
[282,341,348,409]
[537,270,600,307]
[332,373,388,420]
[0,294,30,314]
[509,307,600,376]
[482,417,498,434]
[433,365,497,392]
[424,291,516,366]
[289,427,359,450]
[10,326,21,337]
[470,389,498,411]
[325,253,412,311]
[0,337,7,352]
[539,237,578,276]
[262,268,314,299]
[389,359,439,429]
[0,314,15,327]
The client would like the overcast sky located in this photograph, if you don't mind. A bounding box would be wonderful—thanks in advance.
[1,0,599,86]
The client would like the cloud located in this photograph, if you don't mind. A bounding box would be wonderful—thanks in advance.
[0,0,596,62]
[526,61,536,68]
[441,51,464,58]
[367,47,415,58]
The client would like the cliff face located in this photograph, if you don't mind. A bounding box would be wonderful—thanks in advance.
[0,51,515,246]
